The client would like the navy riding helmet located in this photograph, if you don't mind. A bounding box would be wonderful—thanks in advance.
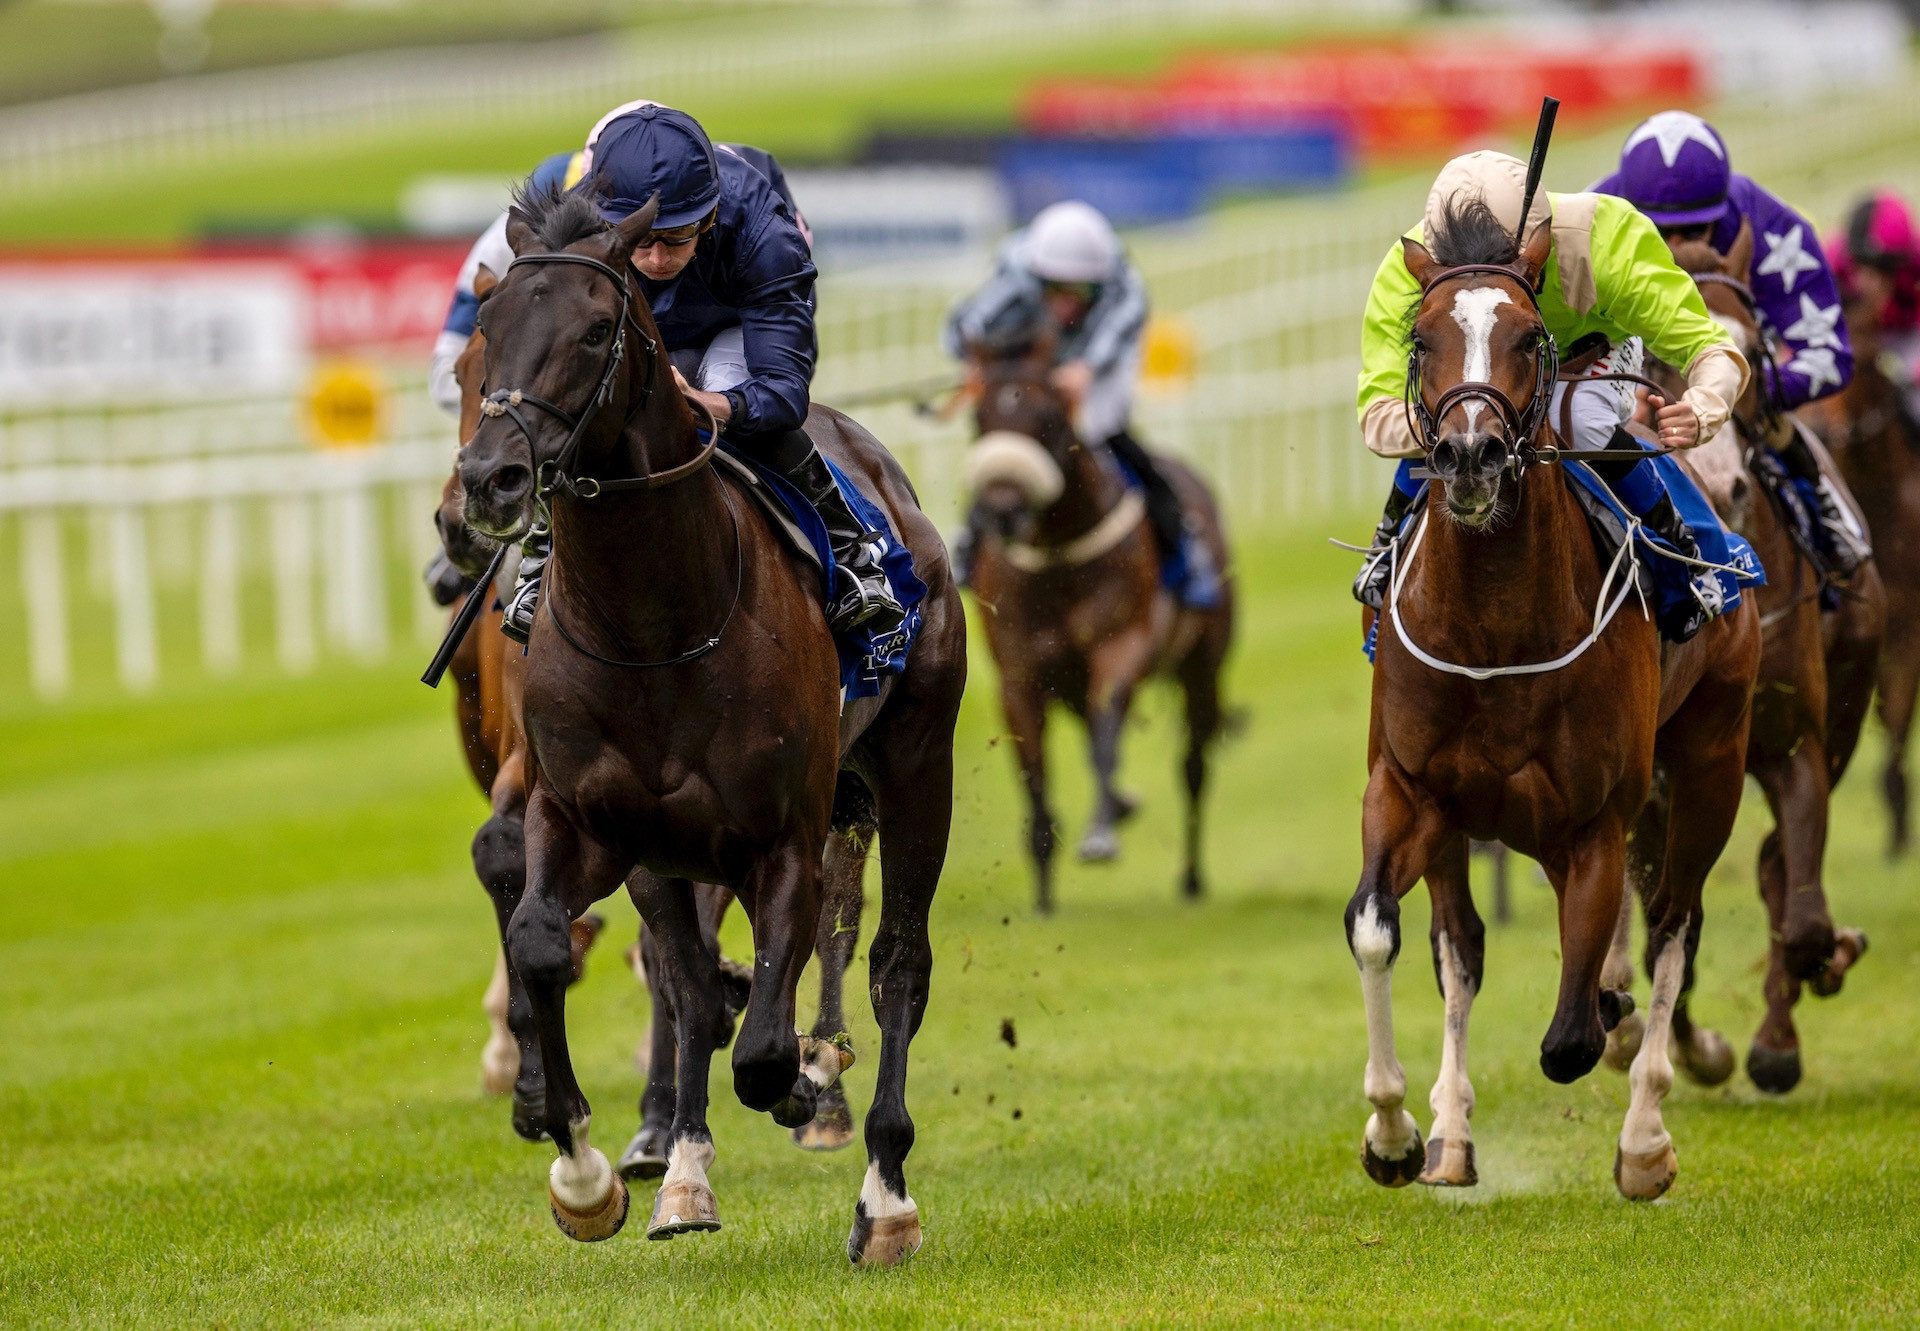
[582,101,721,228]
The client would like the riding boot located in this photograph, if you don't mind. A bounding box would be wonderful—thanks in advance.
[1105,427,1220,605]
[1775,419,1872,576]
[1353,475,1420,610]
[423,550,474,608]
[500,522,550,646]
[1641,493,1725,626]
[778,436,907,636]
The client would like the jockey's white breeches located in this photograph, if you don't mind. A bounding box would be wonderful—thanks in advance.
[1076,343,1141,444]
[671,325,749,395]
[1548,336,1644,453]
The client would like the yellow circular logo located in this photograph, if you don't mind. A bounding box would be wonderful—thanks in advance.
[305,361,387,449]
[1141,317,1196,391]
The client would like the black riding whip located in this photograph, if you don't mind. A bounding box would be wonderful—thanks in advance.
[1515,95,1561,251]
[420,541,509,688]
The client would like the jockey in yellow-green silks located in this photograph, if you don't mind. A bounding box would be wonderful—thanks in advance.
[1353,150,1751,637]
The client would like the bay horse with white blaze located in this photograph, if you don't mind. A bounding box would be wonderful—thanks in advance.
[457,186,964,1264]
[1351,201,1759,1199]
[1603,234,1880,1096]
[966,350,1234,913]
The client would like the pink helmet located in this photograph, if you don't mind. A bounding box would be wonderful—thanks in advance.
[1845,190,1918,269]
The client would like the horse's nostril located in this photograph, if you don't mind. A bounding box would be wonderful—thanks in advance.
[492,465,532,501]
[1432,441,1460,475]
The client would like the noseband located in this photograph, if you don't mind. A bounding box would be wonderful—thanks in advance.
[1405,263,1559,473]
[480,251,715,500]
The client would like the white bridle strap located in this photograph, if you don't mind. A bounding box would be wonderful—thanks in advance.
[1003,489,1147,572]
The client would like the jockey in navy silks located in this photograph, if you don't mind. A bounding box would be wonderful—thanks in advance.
[428,104,899,643]
[1593,109,1872,578]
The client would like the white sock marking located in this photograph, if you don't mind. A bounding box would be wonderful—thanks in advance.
[1352,899,1417,1157]
[662,1136,716,1191]
[860,1161,916,1218]
[1427,930,1477,1146]
[548,1117,614,1211]
[1621,934,1685,1159]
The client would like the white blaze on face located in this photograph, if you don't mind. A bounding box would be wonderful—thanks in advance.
[1450,286,1513,437]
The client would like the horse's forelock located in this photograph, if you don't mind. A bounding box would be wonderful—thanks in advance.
[508,176,612,254]
[1427,194,1520,269]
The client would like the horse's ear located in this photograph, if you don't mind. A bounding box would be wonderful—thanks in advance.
[1517,218,1553,289]
[609,193,662,259]
[1402,235,1440,290]
[472,263,499,301]
[1726,217,1754,279]
[505,209,537,257]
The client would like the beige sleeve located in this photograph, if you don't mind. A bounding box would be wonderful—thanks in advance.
[1361,396,1423,459]
[1678,343,1750,447]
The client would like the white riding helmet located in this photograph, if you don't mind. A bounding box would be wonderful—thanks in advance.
[1423,150,1552,244]
[1025,200,1121,284]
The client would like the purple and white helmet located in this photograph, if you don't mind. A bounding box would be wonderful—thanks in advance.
[1615,110,1732,228]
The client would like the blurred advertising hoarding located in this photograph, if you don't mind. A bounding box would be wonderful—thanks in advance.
[0,241,463,409]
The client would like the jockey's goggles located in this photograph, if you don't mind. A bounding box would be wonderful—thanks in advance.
[1039,279,1101,302]
[639,210,716,249]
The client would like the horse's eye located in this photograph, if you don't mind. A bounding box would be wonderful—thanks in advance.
[1410,334,1428,355]
[583,320,612,347]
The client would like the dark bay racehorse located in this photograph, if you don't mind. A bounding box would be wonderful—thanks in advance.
[437,303,863,1169]
[966,352,1234,913]
[1802,278,1920,858]
[457,186,964,1264]
[1351,201,1759,1200]
[1604,235,1881,1096]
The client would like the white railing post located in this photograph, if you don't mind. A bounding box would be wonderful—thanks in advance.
[21,509,71,700]
[108,501,158,692]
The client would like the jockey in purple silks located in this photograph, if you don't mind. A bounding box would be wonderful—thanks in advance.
[1594,109,1871,578]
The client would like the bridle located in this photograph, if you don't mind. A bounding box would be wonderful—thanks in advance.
[1404,263,1559,475]
[479,248,736,670]
[478,251,717,501]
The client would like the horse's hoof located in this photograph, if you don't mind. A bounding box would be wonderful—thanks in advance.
[1613,1142,1678,1202]
[549,1171,629,1242]
[771,1087,818,1130]
[1078,826,1120,863]
[1747,1042,1803,1095]
[1416,1137,1477,1188]
[848,1204,922,1267]
[1598,988,1635,1032]
[1810,928,1869,998]
[511,1093,548,1143]
[1602,1011,1646,1073]
[1180,869,1204,901]
[1361,1126,1425,1189]
[647,1179,721,1240]
[793,1096,856,1152]
[1676,1028,1735,1087]
[617,1129,670,1180]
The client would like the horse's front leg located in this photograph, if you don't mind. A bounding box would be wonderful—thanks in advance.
[510,788,632,1241]
[628,875,731,1240]
[795,823,872,1153]
[1078,627,1154,863]
[732,838,834,1124]
[471,749,548,1140]
[1418,833,1483,1188]
[618,913,677,1180]
[999,672,1057,913]
[1540,812,1630,1086]
[1346,761,1450,1187]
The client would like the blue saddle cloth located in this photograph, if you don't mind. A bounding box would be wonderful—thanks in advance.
[1108,452,1223,610]
[1365,449,1763,661]
[719,442,926,700]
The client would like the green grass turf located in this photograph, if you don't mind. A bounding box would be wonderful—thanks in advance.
[0,13,1364,245]
[2,523,1918,1326]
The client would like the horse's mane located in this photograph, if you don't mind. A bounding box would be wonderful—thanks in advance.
[507,176,610,252]
[1666,238,1726,279]
[1426,194,1520,268]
